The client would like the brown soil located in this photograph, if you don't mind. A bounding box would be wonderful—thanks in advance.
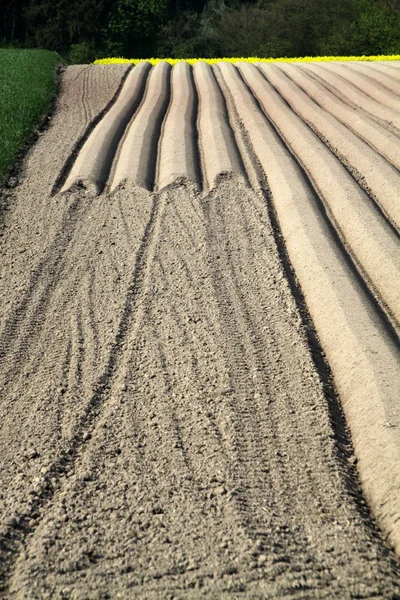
[0,61,399,599]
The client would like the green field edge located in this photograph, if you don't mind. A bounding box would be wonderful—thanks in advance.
[0,49,63,185]
[95,54,400,65]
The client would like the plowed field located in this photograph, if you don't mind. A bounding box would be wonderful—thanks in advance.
[0,61,399,598]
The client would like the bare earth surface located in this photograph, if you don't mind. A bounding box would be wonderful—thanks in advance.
[0,62,400,598]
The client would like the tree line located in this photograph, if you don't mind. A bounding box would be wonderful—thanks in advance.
[1,0,399,62]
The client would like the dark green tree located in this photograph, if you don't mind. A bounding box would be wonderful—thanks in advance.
[1,0,28,45]
[105,0,168,57]
[23,0,113,56]
[156,0,223,57]
[323,0,400,55]
[2,0,400,60]
[255,0,357,57]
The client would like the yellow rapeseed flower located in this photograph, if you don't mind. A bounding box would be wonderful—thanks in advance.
[94,55,400,65]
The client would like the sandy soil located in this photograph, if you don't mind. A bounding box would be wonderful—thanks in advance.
[0,61,399,598]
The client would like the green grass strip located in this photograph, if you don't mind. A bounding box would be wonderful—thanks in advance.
[95,54,400,65]
[0,49,63,183]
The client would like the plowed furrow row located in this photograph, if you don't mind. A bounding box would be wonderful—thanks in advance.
[212,60,400,554]
[207,61,400,337]
[277,62,400,170]
[300,63,400,131]
[258,63,400,231]
[156,62,200,190]
[51,64,131,196]
[60,62,150,194]
[326,62,400,111]
[374,61,400,76]
[346,62,400,95]
[194,62,247,189]
[238,62,400,333]
[111,62,171,191]
[1,60,400,598]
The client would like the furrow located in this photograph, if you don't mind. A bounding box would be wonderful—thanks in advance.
[236,62,400,332]
[110,62,171,191]
[301,63,400,131]
[60,62,150,194]
[277,62,400,170]
[81,66,90,127]
[326,62,400,112]
[212,66,267,192]
[372,62,400,77]
[347,62,400,96]
[156,62,200,191]
[257,63,400,232]
[192,62,247,190]
[381,61,400,67]
[216,60,400,555]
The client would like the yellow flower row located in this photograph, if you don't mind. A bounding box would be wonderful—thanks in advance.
[95,55,400,65]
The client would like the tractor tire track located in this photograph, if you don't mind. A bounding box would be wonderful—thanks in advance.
[0,186,165,595]
[5,181,400,599]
